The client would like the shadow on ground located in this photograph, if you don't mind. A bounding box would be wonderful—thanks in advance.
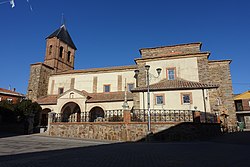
[1,132,250,167]
[0,123,28,138]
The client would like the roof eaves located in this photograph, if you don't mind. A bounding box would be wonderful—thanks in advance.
[134,52,210,62]
[139,42,202,52]
[52,65,137,75]
[131,86,218,92]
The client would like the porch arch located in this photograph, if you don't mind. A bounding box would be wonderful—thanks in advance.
[61,102,81,122]
[89,106,105,122]
[40,108,51,126]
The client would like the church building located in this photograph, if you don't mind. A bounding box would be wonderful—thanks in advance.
[27,24,236,127]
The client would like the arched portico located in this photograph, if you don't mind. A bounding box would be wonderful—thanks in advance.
[89,106,105,122]
[40,108,51,126]
[61,102,81,122]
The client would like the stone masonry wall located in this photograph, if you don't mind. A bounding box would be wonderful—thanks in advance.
[208,61,236,127]
[27,63,54,101]
[133,61,146,109]
[197,56,210,83]
[242,99,250,111]
[140,43,201,58]
[49,122,176,141]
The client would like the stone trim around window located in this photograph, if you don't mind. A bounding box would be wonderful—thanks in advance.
[180,92,193,104]
[154,93,165,105]
[166,67,177,80]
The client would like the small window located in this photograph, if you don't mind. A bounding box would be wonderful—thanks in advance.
[154,94,165,105]
[58,87,64,95]
[67,51,71,62]
[127,83,134,92]
[104,85,110,92]
[49,45,52,55]
[167,68,176,80]
[0,97,2,101]
[249,101,250,107]
[181,93,192,104]
[70,93,74,98]
[59,46,63,58]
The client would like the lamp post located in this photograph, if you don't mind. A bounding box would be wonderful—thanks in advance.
[145,65,151,132]
[135,65,162,133]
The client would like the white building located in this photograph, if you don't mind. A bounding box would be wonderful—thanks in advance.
[27,25,236,126]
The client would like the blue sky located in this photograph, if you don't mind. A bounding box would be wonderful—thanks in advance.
[0,0,250,94]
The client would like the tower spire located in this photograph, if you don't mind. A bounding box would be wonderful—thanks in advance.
[61,13,66,26]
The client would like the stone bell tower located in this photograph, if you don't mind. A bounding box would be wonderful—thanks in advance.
[27,24,77,101]
[44,24,77,72]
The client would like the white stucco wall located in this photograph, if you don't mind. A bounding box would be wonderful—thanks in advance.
[146,57,199,84]
[48,70,135,95]
[139,89,211,112]
[86,101,133,111]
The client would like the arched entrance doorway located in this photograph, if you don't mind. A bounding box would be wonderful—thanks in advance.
[61,102,81,122]
[89,107,104,122]
[40,108,51,126]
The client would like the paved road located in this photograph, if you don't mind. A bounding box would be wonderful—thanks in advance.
[0,133,110,156]
[0,132,250,167]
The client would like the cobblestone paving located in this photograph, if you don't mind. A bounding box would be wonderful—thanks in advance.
[0,132,250,167]
[0,133,109,156]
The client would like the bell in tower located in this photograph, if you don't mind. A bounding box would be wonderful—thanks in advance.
[44,24,77,72]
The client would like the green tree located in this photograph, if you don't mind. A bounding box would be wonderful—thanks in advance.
[0,100,16,123]
[15,100,42,127]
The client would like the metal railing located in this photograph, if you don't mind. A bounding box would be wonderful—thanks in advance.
[52,109,218,123]
[53,109,123,123]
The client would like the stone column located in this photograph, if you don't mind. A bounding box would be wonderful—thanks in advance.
[47,112,56,134]
[123,109,131,123]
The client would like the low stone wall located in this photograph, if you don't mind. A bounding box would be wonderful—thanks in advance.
[49,122,177,141]
[150,122,222,142]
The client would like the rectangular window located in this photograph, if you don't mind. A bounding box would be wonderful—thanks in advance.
[58,87,64,95]
[181,93,192,104]
[104,84,111,92]
[249,101,250,107]
[235,100,243,111]
[127,83,134,92]
[154,94,165,105]
[166,68,176,80]
[0,97,1,101]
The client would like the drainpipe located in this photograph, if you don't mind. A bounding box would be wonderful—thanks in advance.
[202,89,207,123]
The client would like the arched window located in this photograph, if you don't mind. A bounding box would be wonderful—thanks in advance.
[59,46,63,58]
[49,45,52,55]
[67,51,71,62]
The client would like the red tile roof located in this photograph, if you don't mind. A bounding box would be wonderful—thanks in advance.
[131,79,219,92]
[87,91,133,103]
[0,88,25,97]
[36,95,58,105]
[36,91,133,105]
